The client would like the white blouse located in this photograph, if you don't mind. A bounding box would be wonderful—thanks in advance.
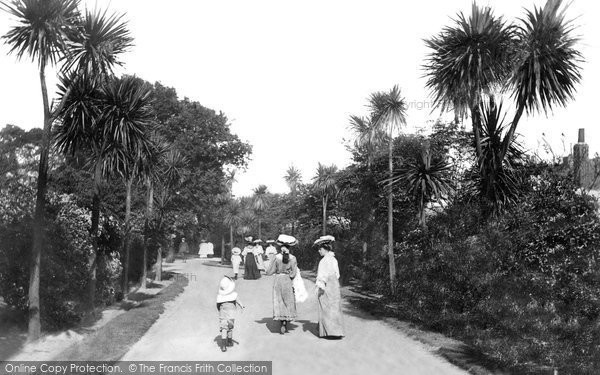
[316,252,340,290]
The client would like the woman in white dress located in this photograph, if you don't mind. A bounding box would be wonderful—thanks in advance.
[314,235,344,338]
[253,239,266,271]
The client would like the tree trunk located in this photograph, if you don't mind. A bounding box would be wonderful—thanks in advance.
[362,242,367,264]
[387,138,396,293]
[155,245,162,282]
[166,237,175,263]
[141,181,154,289]
[221,236,225,264]
[27,64,52,341]
[122,178,133,296]
[229,225,234,248]
[322,195,328,235]
[86,161,103,315]
[258,217,262,239]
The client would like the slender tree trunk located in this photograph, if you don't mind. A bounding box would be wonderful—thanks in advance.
[258,216,262,239]
[502,104,524,160]
[322,195,328,235]
[155,245,162,282]
[387,138,396,293]
[86,162,102,315]
[141,181,154,289]
[221,236,225,264]
[471,105,483,159]
[27,64,52,341]
[229,226,234,248]
[122,178,133,296]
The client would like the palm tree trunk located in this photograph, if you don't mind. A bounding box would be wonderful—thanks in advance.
[86,162,102,315]
[155,245,162,281]
[257,217,262,239]
[501,104,524,160]
[221,236,225,264]
[141,181,154,289]
[387,138,396,293]
[27,64,52,341]
[322,195,328,235]
[122,178,133,296]
[471,105,483,158]
[229,226,234,248]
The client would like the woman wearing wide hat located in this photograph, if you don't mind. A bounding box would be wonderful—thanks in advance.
[314,235,344,338]
[266,234,298,334]
[242,236,261,280]
[253,239,266,272]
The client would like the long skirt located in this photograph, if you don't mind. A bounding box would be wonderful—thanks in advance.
[272,274,296,321]
[317,276,344,337]
[244,254,261,280]
[255,254,265,271]
[231,255,242,274]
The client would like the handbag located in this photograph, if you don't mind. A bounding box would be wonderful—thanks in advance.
[293,268,308,303]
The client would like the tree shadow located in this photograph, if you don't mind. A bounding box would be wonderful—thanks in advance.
[203,261,234,269]
[0,307,26,361]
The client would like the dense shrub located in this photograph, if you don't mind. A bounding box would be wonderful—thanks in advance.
[389,166,600,374]
[0,194,123,330]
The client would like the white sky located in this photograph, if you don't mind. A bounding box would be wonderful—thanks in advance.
[1,0,598,196]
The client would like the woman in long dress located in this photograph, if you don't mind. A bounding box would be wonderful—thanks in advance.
[242,237,261,280]
[230,245,242,280]
[253,239,266,272]
[264,240,277,270]
[266,234,298,334]
[314,236,344,338]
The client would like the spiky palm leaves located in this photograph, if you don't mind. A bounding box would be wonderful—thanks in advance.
[313,163,338,236]
[349,115,387,168]
[252,184,269,238]
[284,165,302,194]
[387,148,452,228]
[424,0,582,216]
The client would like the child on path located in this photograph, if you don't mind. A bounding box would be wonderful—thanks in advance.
[216,276,244,352]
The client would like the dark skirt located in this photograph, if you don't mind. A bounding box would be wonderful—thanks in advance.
[272,274,296,321]
[244,254,261,279]
[318,276,344,337]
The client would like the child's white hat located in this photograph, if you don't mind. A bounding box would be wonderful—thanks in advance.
[217,276,238,303]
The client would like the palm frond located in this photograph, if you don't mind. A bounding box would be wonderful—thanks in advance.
[1,0,81,68]
[369,85,407,136]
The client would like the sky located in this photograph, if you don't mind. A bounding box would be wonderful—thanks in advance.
[1,0,598,197]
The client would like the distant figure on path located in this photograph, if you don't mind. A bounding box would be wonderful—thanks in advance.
[179,237,189,263]
[266,234,298,334]
[242,236,261,280]
[216,276,244,352]
[314,235,344,339]
[253,239,265,272]
[230,244,242,280]
[199,239,215,258]
[264,240,277,270]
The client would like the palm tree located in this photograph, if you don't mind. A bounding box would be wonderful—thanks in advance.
[1,0,81,341]
[252,184,269,239]
[387,145,453,228]
[368,85,407,293]
[223,199,242,247]
[424,0,582,215]
[349,115,387,169]
[284,165,301,235]
[152,149,188,281]
[313,163,338,236]
[55,75,153,309]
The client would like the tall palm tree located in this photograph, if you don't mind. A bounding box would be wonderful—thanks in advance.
[424,0,582,215]
[387,146,453,228]
[1,0,81,341]
[223,199,242,248]
[349,115,387,169]
[252,184,269,239]
[369,85,407,293]
[284,165,301,235]
[55,75,153,309]
[313,163,338,236]
[152,149,188,281]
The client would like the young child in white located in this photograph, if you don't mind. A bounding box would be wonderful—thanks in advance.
[216,276,244,352]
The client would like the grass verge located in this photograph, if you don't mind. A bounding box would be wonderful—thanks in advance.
[54,276,188,361]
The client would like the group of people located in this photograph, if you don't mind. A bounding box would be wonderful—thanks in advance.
[177,237,214,262]
[216,234,344,352]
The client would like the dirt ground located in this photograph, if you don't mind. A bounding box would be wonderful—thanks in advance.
[120,258,467,375]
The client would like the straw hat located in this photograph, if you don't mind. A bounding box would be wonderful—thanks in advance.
[216,276,238,303]
[253,239,263,244]
[244,235,254,243]
[276,234,298,246]
[314,235,335,247]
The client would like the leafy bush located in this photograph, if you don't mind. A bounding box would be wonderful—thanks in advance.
[391,165,600,374]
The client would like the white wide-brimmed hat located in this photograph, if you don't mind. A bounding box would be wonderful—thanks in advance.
[276,234,298,246]
[253,239,263,244]
[314,235,335,247]
[244,235,254,243]
[216,276,238,303]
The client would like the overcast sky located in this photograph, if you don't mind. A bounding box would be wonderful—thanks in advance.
[1,0,598,196]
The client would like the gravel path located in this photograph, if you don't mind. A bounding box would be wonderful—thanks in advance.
[121,258,467,375]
